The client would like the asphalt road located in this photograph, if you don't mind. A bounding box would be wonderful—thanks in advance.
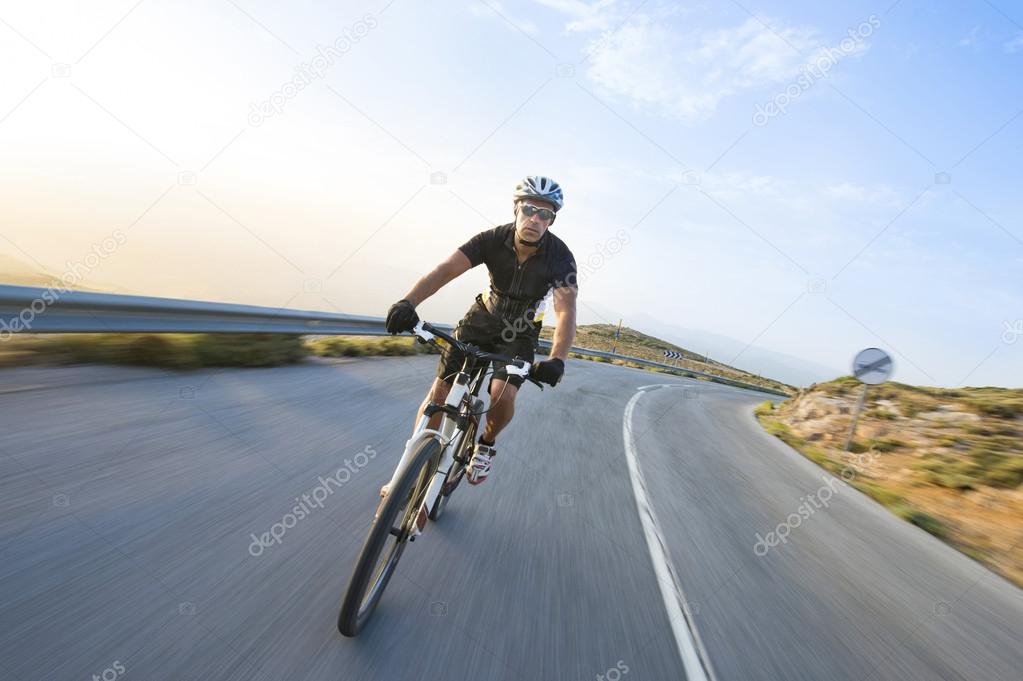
[1,356,1021,680]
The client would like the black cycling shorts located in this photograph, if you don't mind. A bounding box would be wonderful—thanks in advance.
[435,295,538,389]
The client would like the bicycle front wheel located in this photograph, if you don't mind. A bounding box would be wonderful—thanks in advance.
[338,436,441,637]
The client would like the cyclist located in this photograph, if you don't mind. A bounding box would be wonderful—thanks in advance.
[383,175,578,490]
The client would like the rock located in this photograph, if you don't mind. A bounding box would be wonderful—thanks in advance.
[918,410,981,424]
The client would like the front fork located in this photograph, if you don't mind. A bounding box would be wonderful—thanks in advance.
[386,378,475,535]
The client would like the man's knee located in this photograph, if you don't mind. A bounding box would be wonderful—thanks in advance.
[489,380,519,408]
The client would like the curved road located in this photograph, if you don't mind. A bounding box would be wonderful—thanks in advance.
[0,357,1021,680]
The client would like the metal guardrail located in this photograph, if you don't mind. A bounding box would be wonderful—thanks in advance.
[554,343,789,396]
[0,284,788,397]
[0,284,398,336]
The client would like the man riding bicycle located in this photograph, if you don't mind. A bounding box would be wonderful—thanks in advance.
[383,175,578,490]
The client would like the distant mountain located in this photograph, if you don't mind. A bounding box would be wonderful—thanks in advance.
[0,253,110,292]
[0,253,53,286]
[627,313,842,388]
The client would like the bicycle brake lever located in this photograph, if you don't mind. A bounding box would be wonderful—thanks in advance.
[412,320,435,344]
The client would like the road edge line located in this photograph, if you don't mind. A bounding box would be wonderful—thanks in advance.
[623,388,717,681]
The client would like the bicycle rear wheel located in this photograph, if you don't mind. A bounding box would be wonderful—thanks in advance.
[337,437,441,637]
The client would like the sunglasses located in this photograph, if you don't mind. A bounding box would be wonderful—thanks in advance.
[519,203,556,222]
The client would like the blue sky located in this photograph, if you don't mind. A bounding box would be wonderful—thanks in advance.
[0,0,1020,387]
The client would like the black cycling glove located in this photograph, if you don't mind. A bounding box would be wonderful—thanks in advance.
[532,358,565,386]
[385,299,419,334]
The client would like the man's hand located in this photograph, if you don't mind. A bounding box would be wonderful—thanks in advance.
[531,358,565,386]
[385,299,419,334]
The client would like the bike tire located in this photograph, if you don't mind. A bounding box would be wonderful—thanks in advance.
[429,421,476,521]
[337,437,441,637]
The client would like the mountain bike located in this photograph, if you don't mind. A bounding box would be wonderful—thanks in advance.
[337,320,545,637]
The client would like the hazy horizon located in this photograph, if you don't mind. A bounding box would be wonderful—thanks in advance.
[1,1,1020,388]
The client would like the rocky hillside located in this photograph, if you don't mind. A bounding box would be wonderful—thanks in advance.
[757,376,1023,586]
[541,323,795,395]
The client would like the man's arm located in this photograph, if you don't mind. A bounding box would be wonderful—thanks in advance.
[547,285,578,361]
[402,250,473,306]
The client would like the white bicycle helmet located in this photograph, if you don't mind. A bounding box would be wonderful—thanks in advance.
[513,175,564,212]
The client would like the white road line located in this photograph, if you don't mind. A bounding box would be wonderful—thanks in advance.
[623,388,717,681]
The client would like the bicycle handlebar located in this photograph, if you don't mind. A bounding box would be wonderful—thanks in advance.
[412,320,544,389]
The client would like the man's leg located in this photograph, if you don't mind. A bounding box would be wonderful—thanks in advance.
[466,378,519,485]
[479,378,519,443]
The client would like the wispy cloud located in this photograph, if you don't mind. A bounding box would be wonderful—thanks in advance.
[1004,32,1023,53]
[536,2,872,122]
[589,16,830,120]
[664,170,904,209]
[468,0,540,34]
[532,0,617,32]
[958,25,980,47]
[823,183,902,205]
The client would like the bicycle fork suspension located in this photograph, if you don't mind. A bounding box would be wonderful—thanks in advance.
[386,414,433,490]
[412,429,466,537]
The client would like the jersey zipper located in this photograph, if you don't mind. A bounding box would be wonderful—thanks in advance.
[510,261,525,297]
[505,232,538,317]
[507,259,529,317]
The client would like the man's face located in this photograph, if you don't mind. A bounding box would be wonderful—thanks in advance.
[514,199,556,243]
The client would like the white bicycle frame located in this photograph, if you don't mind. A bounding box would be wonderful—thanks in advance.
[385,321,531,523]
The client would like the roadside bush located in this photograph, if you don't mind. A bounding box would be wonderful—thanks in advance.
[820,375,861,396]
[763,419,804,449]
[23,333,306,369]
[44,334,200,369]
[915,448,1023,490]
[970,447,1023,488]
[895,506,947,538]
[853,481,905,508]
[916,456,977,490]
[193,334,307,366]
[965,397,1023,420]
[307,335,439,358]
[313,338,364,357]
[860,438,906,453]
